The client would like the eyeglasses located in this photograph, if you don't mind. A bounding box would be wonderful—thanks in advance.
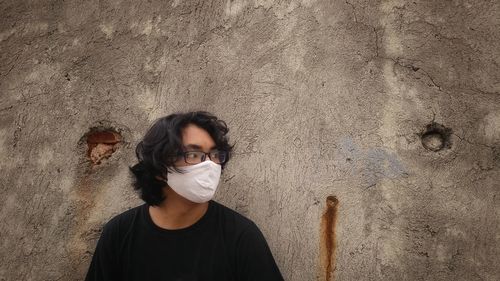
[178,150,228,165]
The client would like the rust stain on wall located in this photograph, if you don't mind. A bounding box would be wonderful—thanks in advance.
[66,129,122,272]
[320,196,339,281]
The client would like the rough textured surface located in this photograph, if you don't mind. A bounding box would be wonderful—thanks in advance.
[1,0,499,280]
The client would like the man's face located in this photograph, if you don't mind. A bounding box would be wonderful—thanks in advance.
[175,124,217,167]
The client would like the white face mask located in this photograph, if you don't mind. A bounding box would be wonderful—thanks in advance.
[167,160,222,203]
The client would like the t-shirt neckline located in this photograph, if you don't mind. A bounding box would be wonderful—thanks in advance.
[142,200,214,235]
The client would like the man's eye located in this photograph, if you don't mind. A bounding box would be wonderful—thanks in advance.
[185,152,200,159]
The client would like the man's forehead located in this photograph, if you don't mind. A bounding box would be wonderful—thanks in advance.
[181,124,216,149]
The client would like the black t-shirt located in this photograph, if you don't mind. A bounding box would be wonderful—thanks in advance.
[85,200,284,281]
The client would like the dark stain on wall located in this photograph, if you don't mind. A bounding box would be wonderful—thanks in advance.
[320,196,339,281]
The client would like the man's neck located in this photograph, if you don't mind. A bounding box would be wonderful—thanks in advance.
[148,187,209,230]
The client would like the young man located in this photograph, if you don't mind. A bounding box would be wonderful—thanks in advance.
[85,111,283,281]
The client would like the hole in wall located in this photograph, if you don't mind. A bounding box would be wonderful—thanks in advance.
[420,122,452,152]
[85,129,122,165]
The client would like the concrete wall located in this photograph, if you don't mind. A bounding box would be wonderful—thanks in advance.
[1,0,499,280]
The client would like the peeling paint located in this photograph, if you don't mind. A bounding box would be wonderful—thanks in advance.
[480,111,500,143]
[99,24,114,39]
[0,28,17,42]
[36,146,55,168]
[225,0,248,17]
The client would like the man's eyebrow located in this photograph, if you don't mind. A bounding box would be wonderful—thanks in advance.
[184,144,218,150]
[184,144,202,150]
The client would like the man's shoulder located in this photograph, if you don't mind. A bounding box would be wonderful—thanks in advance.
[211,200,258,233]
[102,204,145,236]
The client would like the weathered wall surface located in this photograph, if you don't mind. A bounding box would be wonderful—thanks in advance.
[1,0,499,280]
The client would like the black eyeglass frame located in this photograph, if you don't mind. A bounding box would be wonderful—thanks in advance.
[176,150,229,165]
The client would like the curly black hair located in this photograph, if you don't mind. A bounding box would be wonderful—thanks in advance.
[129,111,233,206]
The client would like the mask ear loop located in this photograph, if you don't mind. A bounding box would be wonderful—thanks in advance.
[155,174,168,184]
[156,164,186,184]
